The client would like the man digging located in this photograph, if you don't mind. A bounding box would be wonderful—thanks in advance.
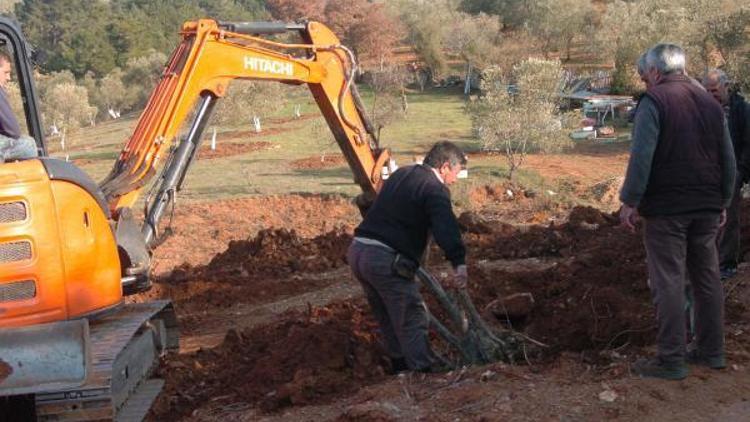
[347,141,467,374]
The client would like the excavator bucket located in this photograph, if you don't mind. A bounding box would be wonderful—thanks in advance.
[0,319,89,396]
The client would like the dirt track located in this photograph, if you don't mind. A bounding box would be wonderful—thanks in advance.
[143,192,750,421]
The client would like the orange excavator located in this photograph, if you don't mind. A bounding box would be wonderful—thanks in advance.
[0,18,390,420]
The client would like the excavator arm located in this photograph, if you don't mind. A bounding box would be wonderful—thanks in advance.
[98,19,392,288]
[101,19,389,225]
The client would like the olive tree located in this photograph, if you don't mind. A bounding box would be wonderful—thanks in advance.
[527,0,597,61]
[444,12,502,95]
[366,66,409,139]
[466,58,568,180]
[597,0,742,93]
[210,80,286,133]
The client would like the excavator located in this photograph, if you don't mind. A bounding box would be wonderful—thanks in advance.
[0,17,391,421]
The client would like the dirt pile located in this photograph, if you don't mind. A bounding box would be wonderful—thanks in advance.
[152,203,742,419]
[464,206,653,353]
[150,301,386,419]
[152,228,353,318]
[197,141,270,159]
[206,228,353,279]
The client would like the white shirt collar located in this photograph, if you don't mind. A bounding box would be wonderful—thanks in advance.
[430,166,445,184]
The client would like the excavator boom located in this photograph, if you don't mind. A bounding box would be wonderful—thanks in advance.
[101,19,389,218]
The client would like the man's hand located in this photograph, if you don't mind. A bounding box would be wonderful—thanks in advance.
[619,203,640,233]
[719,208,728,228]
[447,264,468,290]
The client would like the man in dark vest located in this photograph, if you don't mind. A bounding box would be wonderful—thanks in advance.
[347,141,467,373]
[702,69,750,280]
[620,44,736,380]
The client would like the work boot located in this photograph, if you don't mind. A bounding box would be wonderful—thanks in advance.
[686,350,726,369]
[390,357,409,374]
[632,357,688,380]
[720,266,738,281]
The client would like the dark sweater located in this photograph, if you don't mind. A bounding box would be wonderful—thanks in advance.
[0,88,20,139]
[354,164,466,267]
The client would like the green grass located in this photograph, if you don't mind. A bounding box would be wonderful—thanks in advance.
[51,86,573,207]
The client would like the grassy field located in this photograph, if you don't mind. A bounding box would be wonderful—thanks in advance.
[53,85,600,209]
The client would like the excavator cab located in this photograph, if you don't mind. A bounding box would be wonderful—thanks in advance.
[0,15,125,329]
[0,16,177,420]
[0,17,45,153]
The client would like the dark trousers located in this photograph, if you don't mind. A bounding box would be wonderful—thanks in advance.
[643,214,725,363]
[718,181,742,268]
[347,241,435,371]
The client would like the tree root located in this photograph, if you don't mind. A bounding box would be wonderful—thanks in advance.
[416,268,527,366]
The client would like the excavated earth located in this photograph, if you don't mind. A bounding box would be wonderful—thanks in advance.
[196,141,271,160]
[144,193,750,421]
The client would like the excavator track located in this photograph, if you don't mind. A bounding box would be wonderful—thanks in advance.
[34,301,178,421]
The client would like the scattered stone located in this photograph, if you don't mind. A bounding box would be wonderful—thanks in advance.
[599,389,618,403]
[480,369,496,382]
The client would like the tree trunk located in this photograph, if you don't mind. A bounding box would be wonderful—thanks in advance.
[464,62,472,96]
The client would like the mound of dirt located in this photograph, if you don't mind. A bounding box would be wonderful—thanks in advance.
[206,228,353,279]
[290,154,348,170]
[466,206,652,353]
[197,141,271,159]
[147,195,359,275]
[149,301,386,419]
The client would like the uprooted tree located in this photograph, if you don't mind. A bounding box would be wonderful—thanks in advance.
[466,58,569,180]
[416,268,529,365]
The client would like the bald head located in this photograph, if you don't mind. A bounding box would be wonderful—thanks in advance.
[702,69,730,106]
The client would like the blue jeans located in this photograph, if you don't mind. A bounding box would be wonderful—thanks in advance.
[0,135,38,162]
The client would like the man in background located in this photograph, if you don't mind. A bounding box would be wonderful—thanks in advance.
[702,69,750,280]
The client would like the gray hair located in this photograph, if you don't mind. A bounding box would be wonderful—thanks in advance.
[636,53,648,75]
[424,141,466,169]
[702,68,729,86]
[645,43,686,75]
